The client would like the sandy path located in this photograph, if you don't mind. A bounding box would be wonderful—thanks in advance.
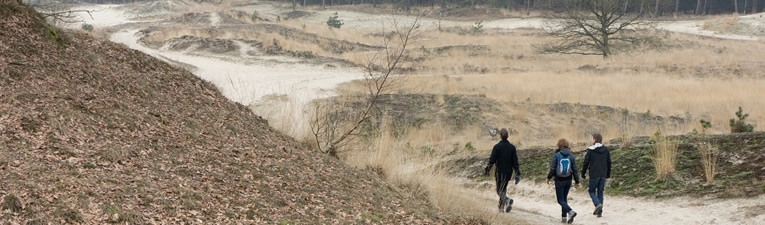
[472,181,765,225]
[110,29,363,105]
[657,20,760,41]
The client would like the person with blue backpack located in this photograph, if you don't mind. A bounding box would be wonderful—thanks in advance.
[547,138,580,224]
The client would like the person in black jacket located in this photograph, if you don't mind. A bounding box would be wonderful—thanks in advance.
[547,138,580,224]
[484,128,520,213]
[581,133,612,218]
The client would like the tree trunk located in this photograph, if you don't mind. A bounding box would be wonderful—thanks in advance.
[303,0,306,7]
[754,0,759,13]
[655,0,660,17]
[696,0,703,14]
[703,0,709,15]
[674,0,680,18]
[292,0,296,11]
[602,33,610,58]
[322,0,325,8]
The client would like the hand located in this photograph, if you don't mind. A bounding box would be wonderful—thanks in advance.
[575,183,581,189]
[546,178,551,185]
[514,175,521,185]
[581,173,587,180]
[483,166,490,176]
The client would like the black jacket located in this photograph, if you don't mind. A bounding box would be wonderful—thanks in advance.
[582,143,612,178]
[547,148,580,183]
[488,139,520,176]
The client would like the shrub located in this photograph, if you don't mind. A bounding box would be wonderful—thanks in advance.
[729,107,754,133]
[326,12,343,29]
[81,23,93,32]
[472,21,484,34]
[699,119,712,135]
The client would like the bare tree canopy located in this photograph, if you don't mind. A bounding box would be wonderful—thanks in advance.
[538,0,661,58]
[310,13,424,157]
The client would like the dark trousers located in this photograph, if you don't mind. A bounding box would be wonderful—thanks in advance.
[588,177,606,208]
[496,173,511,204]
[555,179,573,217]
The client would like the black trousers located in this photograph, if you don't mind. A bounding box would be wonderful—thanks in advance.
[495,173,512,203]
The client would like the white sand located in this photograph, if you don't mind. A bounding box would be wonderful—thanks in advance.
[657,20,760,41]
[110,29,363,106]
[475,181,765,225]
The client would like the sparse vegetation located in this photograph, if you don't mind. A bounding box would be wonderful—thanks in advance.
[698,142,719,184]
[250,10,258,22]
[54,207,83,223]
[2,194,22,213]
[310,14,422,156]
[326,12,343,29]
[652,130,678,181]
[81,23,93,32]
[729,107,754,133]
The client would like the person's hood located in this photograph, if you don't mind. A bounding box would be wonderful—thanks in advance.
[588,143,605,153]
[559,148,572,156]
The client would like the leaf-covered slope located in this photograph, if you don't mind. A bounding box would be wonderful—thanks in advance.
[0,0,479,223]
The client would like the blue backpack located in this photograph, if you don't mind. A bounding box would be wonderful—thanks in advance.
[556,153,572,177]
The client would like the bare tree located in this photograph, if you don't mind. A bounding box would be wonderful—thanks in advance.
[309,14,423,157]
[34,4,95,26]
[538,0,657,58]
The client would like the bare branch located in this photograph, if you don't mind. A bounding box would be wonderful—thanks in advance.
[309,12,425,156]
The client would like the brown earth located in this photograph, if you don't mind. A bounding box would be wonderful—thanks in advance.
[0,0,481,224]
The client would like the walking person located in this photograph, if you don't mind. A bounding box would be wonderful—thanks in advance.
[547,139,581,224]
[484,128,521,213]
[581,133,612,218]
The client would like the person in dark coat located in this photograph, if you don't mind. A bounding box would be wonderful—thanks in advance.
[484,128,520,213]
[547,138,580,224]
[581,133,612,218]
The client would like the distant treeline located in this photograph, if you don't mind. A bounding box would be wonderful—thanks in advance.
[23,0,761,15]
[270,0,762,15]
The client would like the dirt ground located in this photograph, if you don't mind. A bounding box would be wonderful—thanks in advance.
[60,1,765,224]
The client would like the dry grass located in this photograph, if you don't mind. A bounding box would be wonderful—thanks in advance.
[652,132,678,181]
[698,142,720,184]
[342,120,526,224]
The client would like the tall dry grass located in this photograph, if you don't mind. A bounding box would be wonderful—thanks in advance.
[698,142,720,184]
[652,132,678,181]
[343,120,526,224]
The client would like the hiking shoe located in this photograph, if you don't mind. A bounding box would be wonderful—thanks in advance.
[593,204,603,215]
[505,199,513,213]
[498,199,504,212]
[560,217,567,223]
[597,213,602,218]
[567,211,577,224]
